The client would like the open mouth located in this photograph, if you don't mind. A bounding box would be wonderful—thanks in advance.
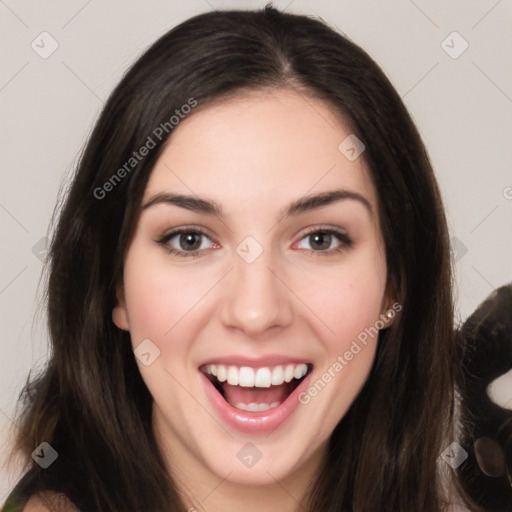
[200,363,313,412]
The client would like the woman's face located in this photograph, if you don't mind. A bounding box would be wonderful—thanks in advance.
[114,89,392,487]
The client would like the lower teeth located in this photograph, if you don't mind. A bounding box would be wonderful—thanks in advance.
[232,401,281,412]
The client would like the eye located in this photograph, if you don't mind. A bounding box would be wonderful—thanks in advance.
[156,226,353,258]
[156,227,216,258]
[295,227,353,255]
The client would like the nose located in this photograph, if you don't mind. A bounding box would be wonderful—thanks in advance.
[219,245,294,339]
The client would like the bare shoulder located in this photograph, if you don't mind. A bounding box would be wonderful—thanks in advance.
[23,492,80,512]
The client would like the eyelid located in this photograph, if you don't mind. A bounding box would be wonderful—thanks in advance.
[156,225,215,244]
[295,224,351,242]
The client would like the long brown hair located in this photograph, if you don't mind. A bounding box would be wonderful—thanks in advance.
[5,5,458,511]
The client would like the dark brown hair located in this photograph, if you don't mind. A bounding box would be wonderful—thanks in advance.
[5,5,459,511]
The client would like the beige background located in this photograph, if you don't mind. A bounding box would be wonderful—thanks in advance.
[1,0,511,502]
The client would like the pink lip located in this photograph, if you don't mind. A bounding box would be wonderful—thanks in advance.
[199,354,311,368]
[199,368,313,434]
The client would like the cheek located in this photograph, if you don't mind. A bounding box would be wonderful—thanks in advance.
[121,247,210,404]
[123,272,172,343]
[297,245,386,419]
[304,247,387,349]
[297,272,385,437]
[122,246,209,343]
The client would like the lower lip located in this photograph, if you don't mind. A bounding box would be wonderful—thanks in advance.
[200,370,313,435]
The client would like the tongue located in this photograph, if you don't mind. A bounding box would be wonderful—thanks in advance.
[222,382,293,406]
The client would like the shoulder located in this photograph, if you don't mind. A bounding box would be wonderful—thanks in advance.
[22,492,79,512]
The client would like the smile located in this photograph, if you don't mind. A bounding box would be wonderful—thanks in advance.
[199,361,313,433]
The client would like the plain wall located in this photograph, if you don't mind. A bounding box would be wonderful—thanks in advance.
[1,0,511,501]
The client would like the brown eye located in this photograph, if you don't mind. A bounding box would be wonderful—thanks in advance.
[156,228,215,257]
[308,232,333,251]
[178,232,203,251]
[296,228,353,255]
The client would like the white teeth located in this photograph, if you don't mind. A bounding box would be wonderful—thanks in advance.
[254,367,272,388]
[216,365,227,382]
[284,364,295,383]
[271,365,284,385]
[238,366,255,387]
[234,401,280,411]
[293,363,308,379]
[227,366,239,385]
[202,363,310,388]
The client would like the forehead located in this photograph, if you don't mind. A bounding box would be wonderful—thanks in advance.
[144,88,378,219]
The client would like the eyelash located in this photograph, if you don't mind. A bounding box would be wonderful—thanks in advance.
[155,225,353,258]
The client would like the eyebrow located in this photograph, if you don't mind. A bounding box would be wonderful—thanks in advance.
[142,189,373,220]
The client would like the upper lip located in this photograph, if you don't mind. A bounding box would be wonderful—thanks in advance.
[198,355,312,369]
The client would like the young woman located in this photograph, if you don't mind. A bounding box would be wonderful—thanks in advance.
[3,6,467,511]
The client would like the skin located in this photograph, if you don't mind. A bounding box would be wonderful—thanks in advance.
[113,88,395,512]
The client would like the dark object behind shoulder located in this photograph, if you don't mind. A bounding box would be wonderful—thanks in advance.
[1,469,79,512]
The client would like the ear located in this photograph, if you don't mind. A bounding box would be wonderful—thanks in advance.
[112,284,130,331]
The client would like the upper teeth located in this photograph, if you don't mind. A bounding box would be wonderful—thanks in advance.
[203,363,308,388]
